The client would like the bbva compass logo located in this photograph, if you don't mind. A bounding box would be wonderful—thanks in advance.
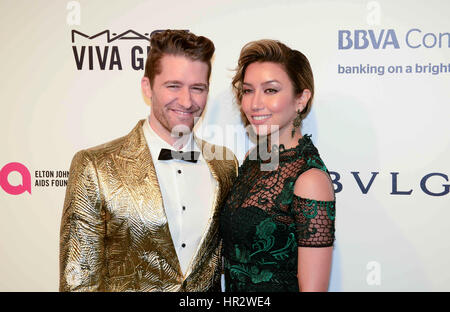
[0,162,31,195]
[338,29,450,50]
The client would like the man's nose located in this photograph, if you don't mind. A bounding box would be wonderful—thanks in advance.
[178,87,193,109]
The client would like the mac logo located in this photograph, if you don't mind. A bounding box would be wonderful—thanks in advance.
[70,29,187,71]
[71,29,158,44]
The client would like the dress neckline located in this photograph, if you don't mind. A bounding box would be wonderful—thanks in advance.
[277,134,312,153]
[243,134,313,164]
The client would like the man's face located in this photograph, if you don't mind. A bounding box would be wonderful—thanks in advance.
[142,54,209,143]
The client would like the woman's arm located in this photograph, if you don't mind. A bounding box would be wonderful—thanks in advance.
[294,168,335,292]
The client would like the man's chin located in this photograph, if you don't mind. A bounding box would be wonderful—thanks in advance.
[170,122,194,135]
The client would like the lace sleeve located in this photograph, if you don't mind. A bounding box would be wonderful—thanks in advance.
[291,195,336,247]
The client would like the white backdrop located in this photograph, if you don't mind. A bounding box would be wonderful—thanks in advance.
[0,0,448,291]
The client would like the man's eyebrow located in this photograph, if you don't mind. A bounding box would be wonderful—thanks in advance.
[163,80,183,85]
[163,81,208,88]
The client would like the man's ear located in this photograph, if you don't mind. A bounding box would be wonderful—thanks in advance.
[295,89,311,112]
[141,76,152,99]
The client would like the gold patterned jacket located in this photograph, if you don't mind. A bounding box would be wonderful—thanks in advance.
[60,120,238,292]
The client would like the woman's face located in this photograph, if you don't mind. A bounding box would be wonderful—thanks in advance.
[241,61,303,139]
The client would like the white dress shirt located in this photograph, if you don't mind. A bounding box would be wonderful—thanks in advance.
[142,117,217,275]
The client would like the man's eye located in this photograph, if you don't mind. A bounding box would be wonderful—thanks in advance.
[192,86,206,93]
[168,85,180,89]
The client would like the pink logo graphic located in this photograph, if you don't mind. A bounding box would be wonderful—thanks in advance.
[0,162,32,195]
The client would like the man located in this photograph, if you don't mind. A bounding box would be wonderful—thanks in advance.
[60,30,238,291]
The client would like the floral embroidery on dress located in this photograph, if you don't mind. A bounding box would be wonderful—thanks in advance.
[226,217,297,285]
[220,135,336,292]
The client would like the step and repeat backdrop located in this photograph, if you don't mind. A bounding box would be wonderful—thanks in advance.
[0,0,448,291]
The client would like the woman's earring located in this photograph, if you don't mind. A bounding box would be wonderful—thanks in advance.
[291,109,302,137]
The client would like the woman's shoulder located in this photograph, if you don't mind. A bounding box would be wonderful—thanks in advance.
[294,168,335,201]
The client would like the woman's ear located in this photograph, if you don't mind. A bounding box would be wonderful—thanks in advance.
[296,89,311,112]
[141,76,152,100]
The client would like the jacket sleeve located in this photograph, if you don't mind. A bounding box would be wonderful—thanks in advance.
[59,150,106,291]
[232,154,239,177]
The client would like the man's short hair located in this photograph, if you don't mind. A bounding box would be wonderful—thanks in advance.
[144,30,215,85]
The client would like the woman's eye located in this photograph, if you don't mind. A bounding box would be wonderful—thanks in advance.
[242,89,253,94]
[265,88,278,94]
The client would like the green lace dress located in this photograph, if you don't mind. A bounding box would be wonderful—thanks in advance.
[220,135,336,292]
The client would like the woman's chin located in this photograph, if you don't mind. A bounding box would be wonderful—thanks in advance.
[252,124,279,137]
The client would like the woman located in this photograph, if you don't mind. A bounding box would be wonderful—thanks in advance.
[220,39,336,292]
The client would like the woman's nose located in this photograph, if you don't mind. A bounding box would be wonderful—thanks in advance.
[251,90,264,111]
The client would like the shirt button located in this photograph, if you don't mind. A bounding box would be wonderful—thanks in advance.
[182,243,186,248]
[177,169,182,174]
[182,206,186,211]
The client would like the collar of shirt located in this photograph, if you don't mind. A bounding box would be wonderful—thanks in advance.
[142,116,203,163]
[141,116,214,275]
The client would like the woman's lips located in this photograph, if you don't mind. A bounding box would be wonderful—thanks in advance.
[251,114,272,124]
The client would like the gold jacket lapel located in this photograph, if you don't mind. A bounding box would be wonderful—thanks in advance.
[113,120,183,277]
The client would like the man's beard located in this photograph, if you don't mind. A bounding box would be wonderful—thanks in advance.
[155,100,202,134]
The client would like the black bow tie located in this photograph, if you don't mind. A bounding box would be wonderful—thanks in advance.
[158,148,200,163]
